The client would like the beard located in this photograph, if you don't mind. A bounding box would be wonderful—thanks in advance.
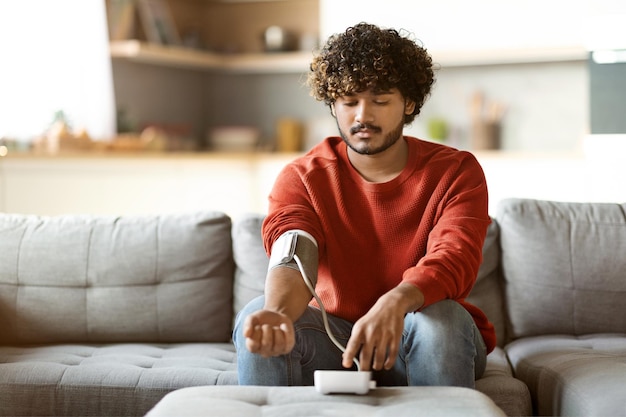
[337,118,405,155]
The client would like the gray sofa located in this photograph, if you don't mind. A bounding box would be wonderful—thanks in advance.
[0,198,624,416]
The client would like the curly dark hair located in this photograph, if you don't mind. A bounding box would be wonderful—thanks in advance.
[307,22,435,124]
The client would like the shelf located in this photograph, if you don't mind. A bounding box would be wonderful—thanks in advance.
[433,46,588,67]
[111,40,588,74]
[109,40,313,73]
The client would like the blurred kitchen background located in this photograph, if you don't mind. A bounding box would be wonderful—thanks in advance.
[0,0,625,217]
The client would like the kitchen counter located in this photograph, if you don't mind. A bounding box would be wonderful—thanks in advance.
[1,147,624,217]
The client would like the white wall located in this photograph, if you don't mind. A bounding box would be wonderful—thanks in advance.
[408,61,589,152]
[320,0,587,52]
[0,0,116,141]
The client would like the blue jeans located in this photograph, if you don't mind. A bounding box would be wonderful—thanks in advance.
[233,296,487,388]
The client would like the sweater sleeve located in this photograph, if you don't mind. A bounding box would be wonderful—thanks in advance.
[261,161,326,257]
[401,153,491,310]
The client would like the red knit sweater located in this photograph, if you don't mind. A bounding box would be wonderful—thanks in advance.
[262,136,495,352]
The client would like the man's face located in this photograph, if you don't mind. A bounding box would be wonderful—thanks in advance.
[332,88,415,155]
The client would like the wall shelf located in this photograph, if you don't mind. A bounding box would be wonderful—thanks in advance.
[432,46,588,68]
[110,40,312,73]
[111,40,587,75]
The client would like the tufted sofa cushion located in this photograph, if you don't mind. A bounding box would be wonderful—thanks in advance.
[505,334,626,416]
[0,211,234,344]
[498,198,626,416]
[497,198,626,339]
[0,343,237,416]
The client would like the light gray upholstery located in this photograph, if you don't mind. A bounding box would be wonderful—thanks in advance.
[506,334,626,417]
[146,386,507,417]
[2,198,625,417]
[476,348,532,417]
[498,199,626,416]
[231,214,267,319]
[0,211,237,416]
[466,219,507,347]
[498,198,626,339]
[0,211,234,344]
[0,343,237,416]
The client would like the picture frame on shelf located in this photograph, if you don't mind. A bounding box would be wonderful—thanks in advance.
[137,0,181,46]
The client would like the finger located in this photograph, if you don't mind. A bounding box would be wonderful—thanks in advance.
[342,337,362,369]
[384,341,399,370]
[242,316,259,338]
[280,323,295,353]
[272,325,286,354]
[358,343,375,372]
[260,324,274,353]
[372,345,387,371]
[245,324,262,353]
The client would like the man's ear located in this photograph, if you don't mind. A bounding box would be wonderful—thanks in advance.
[330,104,336,117]
[405,99,416,115]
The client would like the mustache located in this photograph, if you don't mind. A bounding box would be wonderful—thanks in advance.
[350,123,381,134]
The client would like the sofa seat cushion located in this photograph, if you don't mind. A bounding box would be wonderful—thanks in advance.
[505,334,626,416]
[0,343,237,416]
[146,386,506,417]
[476,347,532,417]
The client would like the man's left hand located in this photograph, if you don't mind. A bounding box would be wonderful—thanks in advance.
[342,283,424,371]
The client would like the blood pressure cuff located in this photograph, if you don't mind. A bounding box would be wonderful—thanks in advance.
[268,230,318,287]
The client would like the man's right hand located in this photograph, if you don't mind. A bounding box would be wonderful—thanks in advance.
[243,310,296,357]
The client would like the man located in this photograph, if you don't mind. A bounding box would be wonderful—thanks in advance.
[233,22,494,388]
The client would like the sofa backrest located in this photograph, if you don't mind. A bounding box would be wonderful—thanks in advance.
[231,213,509,347]
[497,198,626,340]
[466,219,508,347]
[231,214,267,321]
[0,212,234,345]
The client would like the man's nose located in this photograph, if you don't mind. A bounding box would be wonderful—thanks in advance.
[355,102,374,124]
